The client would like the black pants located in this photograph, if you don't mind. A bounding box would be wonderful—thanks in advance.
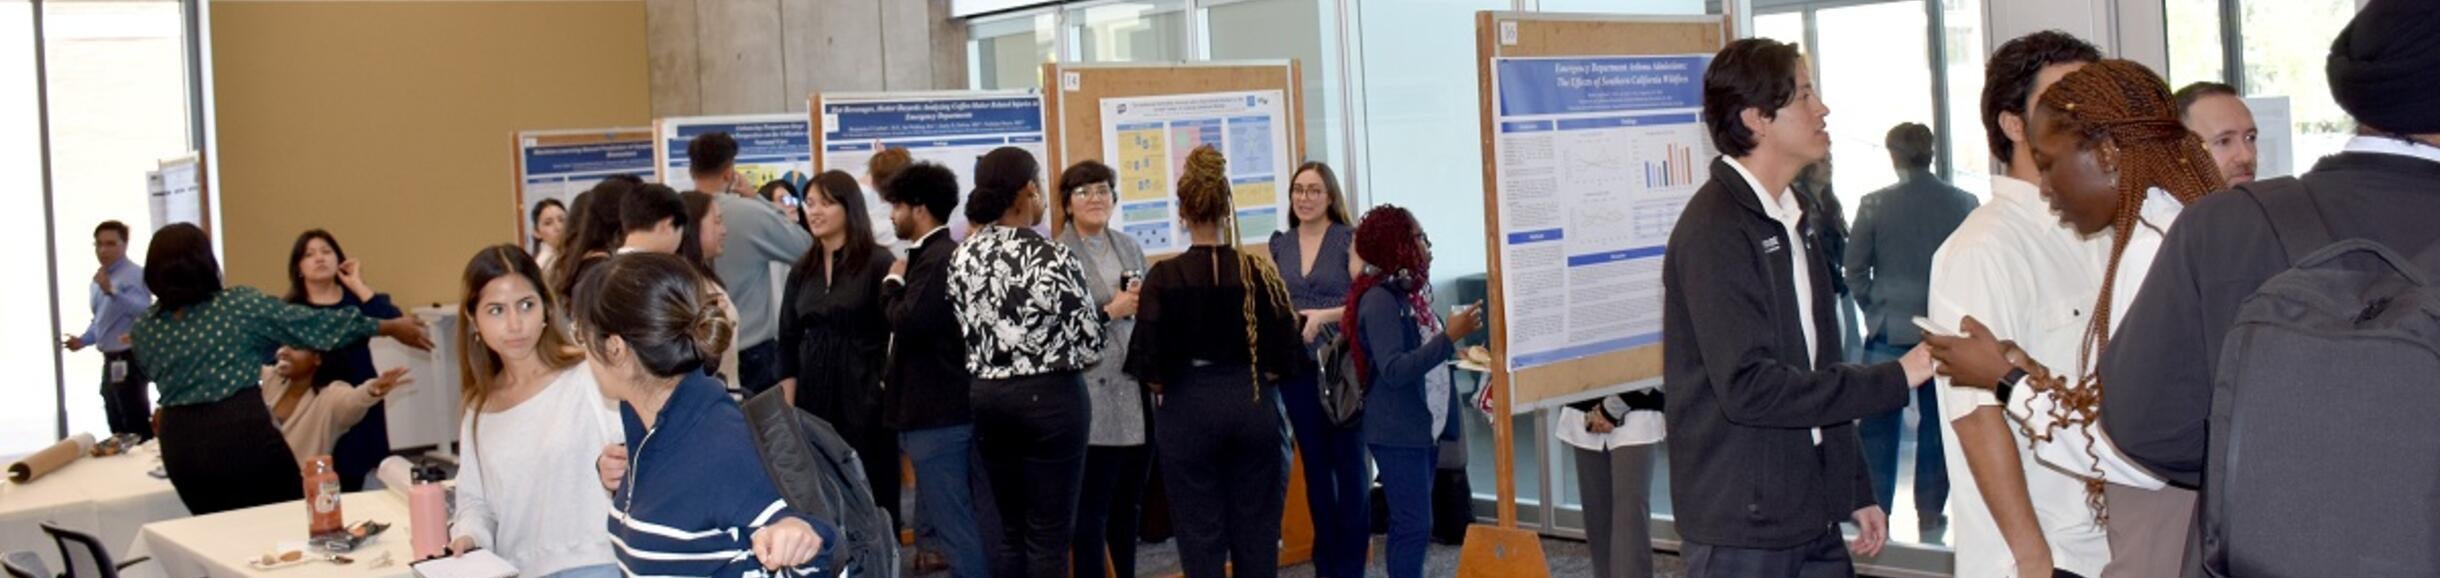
[736,340,784,396]
[1156,365,1289,578]
[159,389,306,515]
[1075,444,1150,578]
[846,420,901,529]
[100,350,152,441]
[972,372,1090,578]
[329,402,388,491]
[1683,525,1854,578]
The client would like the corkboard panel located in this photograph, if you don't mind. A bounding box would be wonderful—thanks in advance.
[1040,60,1303,258]
[1475,12,1725,410]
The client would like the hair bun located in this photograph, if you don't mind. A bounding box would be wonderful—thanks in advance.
[689,297,734,368]
[1185,145,1227,180]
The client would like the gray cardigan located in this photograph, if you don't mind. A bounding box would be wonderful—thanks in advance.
[1057,225,1151,446]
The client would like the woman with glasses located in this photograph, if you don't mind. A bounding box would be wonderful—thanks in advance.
[1053,160,1152,578]
[1266,161,1369,578]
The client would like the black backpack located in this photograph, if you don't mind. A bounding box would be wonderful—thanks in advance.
[1314,324,1367,428]
[2204,180,2440,577]
[740,388,899,578]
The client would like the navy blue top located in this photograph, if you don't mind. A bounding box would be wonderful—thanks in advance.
[1355,279,1458,448]
[295,291,404,385]
[1268,225,1357,312]
[611,372,837,577]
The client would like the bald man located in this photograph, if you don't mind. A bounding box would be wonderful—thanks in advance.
[2172,82,2259,186]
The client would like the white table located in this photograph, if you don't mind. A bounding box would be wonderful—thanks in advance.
[127,491,415,578]
[0,443,187,572]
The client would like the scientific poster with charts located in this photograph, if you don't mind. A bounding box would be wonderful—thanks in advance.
[1490,54,1713,372]
[514,128,655,241]
[1098,90,1291,253]
[817,91,1047,247]
[657,114,814,194]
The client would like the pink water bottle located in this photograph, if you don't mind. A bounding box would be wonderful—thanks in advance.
[408,481,448,560]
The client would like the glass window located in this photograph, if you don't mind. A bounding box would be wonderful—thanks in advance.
[1068,0,1188,63]
[1815,1,1934,217]
[1353,0,1508,283]
[1206,0,1340,168]
[1,0,60,454]
[1941,0,1989,198]
[1754,10,1804,47]
[2165,0,2225,88]
[971,10,1057,90]
[43,0,196,442]
[1536,0,1708,14]
[2239,0,2354,173]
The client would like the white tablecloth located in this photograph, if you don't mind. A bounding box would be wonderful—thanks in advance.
[127,491,414,578]
[0,442,186,572]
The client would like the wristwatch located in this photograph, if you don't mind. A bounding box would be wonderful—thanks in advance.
[1996,367,2027,405]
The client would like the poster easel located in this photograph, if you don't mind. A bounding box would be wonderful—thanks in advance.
[1465,11,1726,578]
[1041,60,1304,258]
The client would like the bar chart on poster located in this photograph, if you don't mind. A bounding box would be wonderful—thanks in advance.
[1489,54,1714,372]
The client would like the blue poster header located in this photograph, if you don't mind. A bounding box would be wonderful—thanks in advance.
[823,96,1045,141]
[1496,55,1711,117]
[670,120,810,164]
[524,139,655,176]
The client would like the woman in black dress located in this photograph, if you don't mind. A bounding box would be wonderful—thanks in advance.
[777,170,901,524]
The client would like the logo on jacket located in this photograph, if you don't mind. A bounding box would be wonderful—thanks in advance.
[1761,236,1783,254]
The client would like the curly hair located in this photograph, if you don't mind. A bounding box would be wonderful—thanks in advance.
[2016,59,2224,523]
[1340,204,1432,385]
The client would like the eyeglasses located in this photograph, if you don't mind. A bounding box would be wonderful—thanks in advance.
[1071,183,1114,199]
[1290,184,1329,198]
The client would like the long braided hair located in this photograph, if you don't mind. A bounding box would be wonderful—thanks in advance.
[1341,205,1434,385]
[1178,145,1296,398]
[2020,59,2225,522]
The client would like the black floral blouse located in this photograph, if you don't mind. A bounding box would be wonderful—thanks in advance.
[948,225,1108,379]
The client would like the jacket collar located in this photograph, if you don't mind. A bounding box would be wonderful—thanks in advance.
[1711,156,1770,218]
[622,371,727,446]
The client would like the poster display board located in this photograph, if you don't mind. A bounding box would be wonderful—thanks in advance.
[150,154,206,234]
[512,128,655,241]
[1096,90,1293,252]
[815,91,1048,243]
[656,114,814,194]
[1489,54,1712,372]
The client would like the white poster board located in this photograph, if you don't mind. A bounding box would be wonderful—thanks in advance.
[656,114,815,194]
[2243,95,2293,180]
[514,128,656,242]
[152,154,205,233]
[816,91,1048,246]
[1097,89,1293,252]
[1488,54,1713,372]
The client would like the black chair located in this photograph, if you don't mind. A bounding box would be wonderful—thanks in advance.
[38,523,145,578]
[1,551,50,578]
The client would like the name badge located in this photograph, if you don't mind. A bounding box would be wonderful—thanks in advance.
[1761,236,1784,254]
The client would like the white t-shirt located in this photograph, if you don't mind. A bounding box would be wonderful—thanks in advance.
[450,362,624,577]
[1926,176,2112,577]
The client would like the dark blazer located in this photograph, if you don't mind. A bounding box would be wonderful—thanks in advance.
[1661,157,1911,550]
[1844,168,1979,345]
[882,229,972,431]
[1354,279,1460,449]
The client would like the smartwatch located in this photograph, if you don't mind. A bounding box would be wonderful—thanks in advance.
[1996,367,2027,405]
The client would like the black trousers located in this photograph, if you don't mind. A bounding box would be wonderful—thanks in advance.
[1156,365,1289,578]
[100,350,152,441]
[1683,525,1854,578]
[1075,444,1150,578]
[329,402,388,491]
[847,420,901,529]
[159,389,306,515]
[972,371,1090,578]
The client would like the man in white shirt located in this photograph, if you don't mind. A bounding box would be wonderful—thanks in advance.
[1923,31,2108,578]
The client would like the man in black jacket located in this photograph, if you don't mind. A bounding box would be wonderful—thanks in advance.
[879,161,992,578]
[1663,38,1934,577]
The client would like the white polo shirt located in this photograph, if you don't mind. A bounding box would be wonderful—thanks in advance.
[1926,175,2112,577]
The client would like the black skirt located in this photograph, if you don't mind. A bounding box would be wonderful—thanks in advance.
[159,388,306,515]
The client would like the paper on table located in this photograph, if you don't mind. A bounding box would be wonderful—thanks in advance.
[8,433,95,483]
[410,549,518,578]
[1553,407,1665,451]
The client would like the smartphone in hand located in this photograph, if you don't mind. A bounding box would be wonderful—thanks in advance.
[1912,316,1962,339]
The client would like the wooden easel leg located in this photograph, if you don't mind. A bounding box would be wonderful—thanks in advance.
[1457,524,1551,578]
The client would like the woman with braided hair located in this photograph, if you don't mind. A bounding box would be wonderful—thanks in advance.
[1344,204,1484,578]
[1924,59,2223,578]
[1123,145,1305,578]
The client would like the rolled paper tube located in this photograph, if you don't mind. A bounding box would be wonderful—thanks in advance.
[7,433,96,483]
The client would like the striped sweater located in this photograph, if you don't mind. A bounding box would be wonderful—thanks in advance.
[609,373,837,578]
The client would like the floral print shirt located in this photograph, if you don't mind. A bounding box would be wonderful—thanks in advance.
[948,225,1108,380]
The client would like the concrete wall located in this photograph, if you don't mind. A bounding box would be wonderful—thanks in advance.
[647,0,968,117]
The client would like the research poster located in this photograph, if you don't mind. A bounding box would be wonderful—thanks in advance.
[818,91,1047,244]
[658,114,814,194]
[1097,89,1292,253]
[515,128,655,240]
[1490,54,1713,372]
